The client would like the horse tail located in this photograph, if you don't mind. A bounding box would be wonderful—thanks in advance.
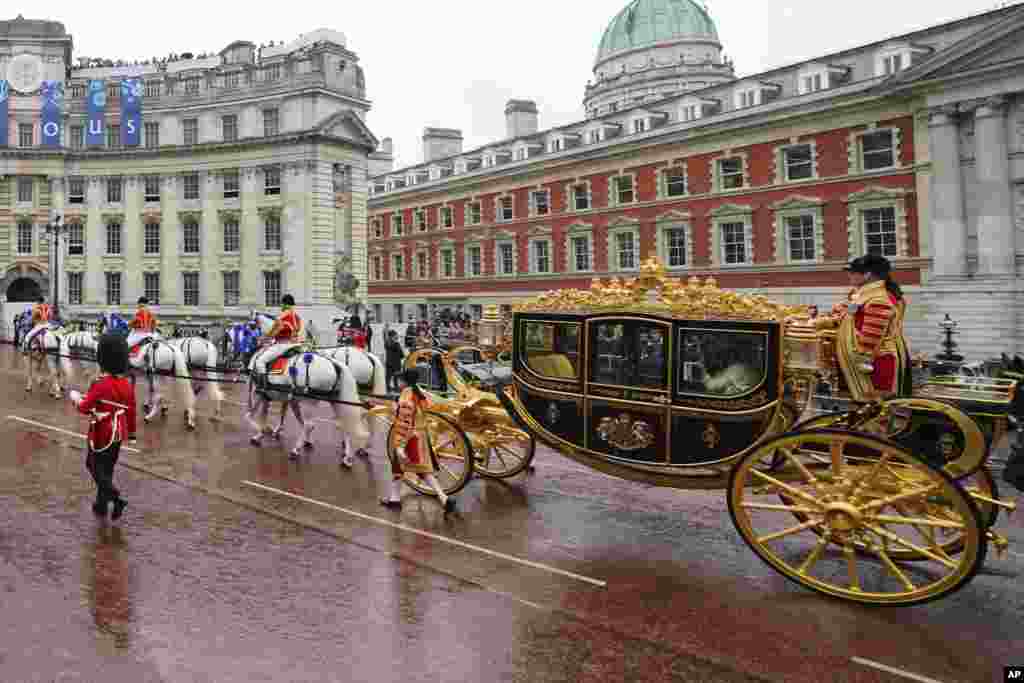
[368,352,387,397]
[58,334,74,385]
[205,339,225,404]
[335,364,370,449]
[169,343,197,415]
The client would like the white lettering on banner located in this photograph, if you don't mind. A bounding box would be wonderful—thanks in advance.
[125,120,136,135]
[88,119,102,135]
[42,121,58,138]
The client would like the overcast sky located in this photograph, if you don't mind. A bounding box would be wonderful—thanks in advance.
[47,0,1015,168]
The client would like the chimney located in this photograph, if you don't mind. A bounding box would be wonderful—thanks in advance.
[505,99,539,139]
[368,137,395,177]
[422,128,463,163]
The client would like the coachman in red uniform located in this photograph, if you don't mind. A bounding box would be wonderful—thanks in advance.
[70,333,137,520]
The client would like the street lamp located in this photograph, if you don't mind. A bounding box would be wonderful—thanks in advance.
[40,214,66,313]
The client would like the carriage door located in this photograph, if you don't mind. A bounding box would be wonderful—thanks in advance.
[586,318,671,464]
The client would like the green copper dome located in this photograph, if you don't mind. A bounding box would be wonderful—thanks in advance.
[596,0,719,65]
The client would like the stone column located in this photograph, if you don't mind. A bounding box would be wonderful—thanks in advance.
[973,96,1016,277]
[161,175,180,306]
[123,175,143,302]
[240,168,262,306]
[85,178,104,305]
[200,171,220,306]
[927,106,968,278]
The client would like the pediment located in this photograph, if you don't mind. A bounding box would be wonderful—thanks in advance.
[316,110,379,152]
[845,186,911,203]
[709,202,754,217]
[771,195,825,210]
[888,10,1024,85]
[656,209,693,222]
[606,215,640,229]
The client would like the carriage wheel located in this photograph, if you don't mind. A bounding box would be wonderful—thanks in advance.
[387,412,473,497]
[728,428,985,605]
[471,428,536,479]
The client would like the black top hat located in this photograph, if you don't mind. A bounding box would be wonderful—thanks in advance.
[845,254,891,277]
[96,332,129,376]
[281,294,295,307]
[138,296,149,305]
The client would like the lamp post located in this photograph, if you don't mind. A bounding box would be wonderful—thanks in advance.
[40,214,65,312]
[932,314,964,376]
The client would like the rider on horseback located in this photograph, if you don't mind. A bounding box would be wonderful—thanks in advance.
[251,294,304,378]
[22,294,54,353]
[127,297,158,344]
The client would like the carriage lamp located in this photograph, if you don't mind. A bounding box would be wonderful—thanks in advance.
[475,304,504,356]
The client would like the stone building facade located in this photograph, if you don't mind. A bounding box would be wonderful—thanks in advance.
[367,1,1024,357]
[0,18,375,333]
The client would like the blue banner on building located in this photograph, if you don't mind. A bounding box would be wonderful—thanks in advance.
[0,80,9,147]
[40,80,63,148]
[86,79,105,146]
[120,78,142,146]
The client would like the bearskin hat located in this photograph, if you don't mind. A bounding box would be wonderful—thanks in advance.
[97,332,129,376]
[281,294,296,307]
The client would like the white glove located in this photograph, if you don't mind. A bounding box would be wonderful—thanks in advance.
[69,390,82,405]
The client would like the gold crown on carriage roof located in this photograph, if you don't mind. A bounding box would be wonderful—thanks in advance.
[514,257,809,322]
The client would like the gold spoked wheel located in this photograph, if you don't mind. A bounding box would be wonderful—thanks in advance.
[386,412,474,497]
[728,428,986,605]
[471,427,536,479]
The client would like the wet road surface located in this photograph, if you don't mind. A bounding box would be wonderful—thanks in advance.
[0,345,1021,682]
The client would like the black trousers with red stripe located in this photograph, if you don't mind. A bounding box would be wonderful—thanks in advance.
[86,443,122,506]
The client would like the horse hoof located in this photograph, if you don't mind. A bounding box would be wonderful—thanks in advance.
[340,455,354,468]
[142,403,151,413]
[143,415,152,423]
[161,407,168,416]
[303,441,314,450]
[355,449,369,458]
[250,435,262,446]
[289,449,301,460]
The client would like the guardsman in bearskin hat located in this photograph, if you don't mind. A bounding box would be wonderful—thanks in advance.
[815,254,911,399]
[380,366,456,512]
[69,333,137,520]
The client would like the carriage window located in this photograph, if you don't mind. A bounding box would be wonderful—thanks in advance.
[590,321,667,389]
[521,321,580,380]
[677,330,767,397]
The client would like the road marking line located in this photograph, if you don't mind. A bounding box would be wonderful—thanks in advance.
[240,479,607,588]
[851,657,946,683]
[7,415,141,454]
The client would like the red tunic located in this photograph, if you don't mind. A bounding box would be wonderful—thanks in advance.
[274,309,302,342]
[33,303,51,324]
[130,308,156,331]
[77,375,137,448]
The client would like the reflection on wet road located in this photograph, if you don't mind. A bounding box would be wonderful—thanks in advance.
[0,345,1020,682]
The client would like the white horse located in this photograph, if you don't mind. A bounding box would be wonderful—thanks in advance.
[245,312,368,464]
[22,324,74,398]
[165,336,226,420]
[318,344,388,457]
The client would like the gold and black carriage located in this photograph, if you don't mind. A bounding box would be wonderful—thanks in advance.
[497,259,1019,606]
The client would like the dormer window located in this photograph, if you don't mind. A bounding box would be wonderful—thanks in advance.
[802,73,824,93]
[549,138,564,153]
[516,147,528,161]
[680,104,699,122]
[882,53,903,75]
[587,129,602,144]
[632,118,648,134]
[875,43,929,77]
[737,89,759,108]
